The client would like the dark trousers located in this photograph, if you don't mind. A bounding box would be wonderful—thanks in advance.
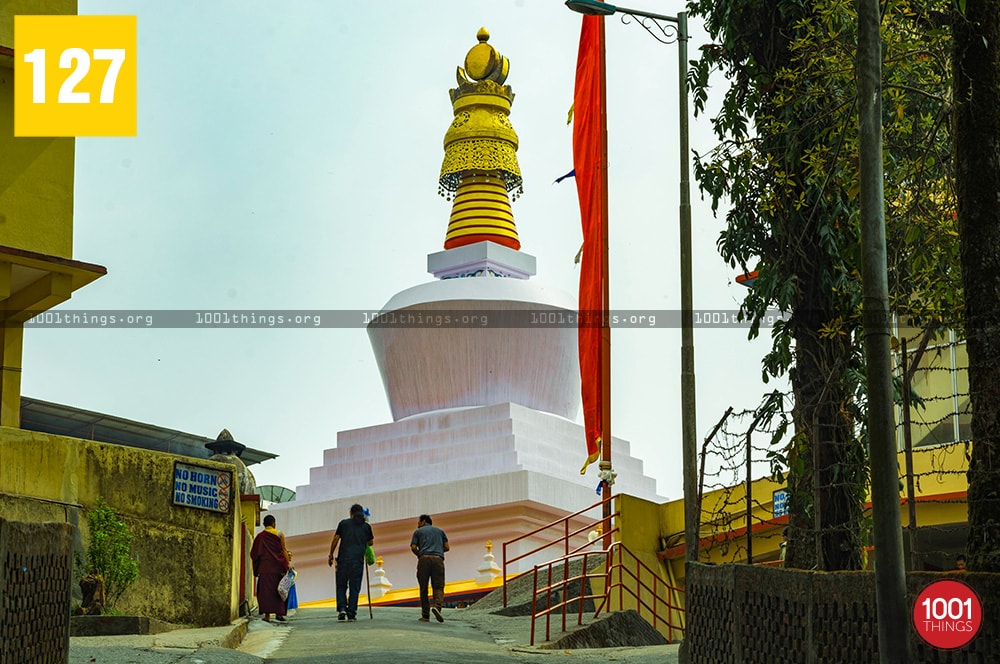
[416,554,445,617]
[335,559,364,619]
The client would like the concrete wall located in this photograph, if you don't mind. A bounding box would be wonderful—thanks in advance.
[0,427,246,626]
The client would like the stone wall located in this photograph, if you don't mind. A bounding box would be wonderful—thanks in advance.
[686,562,999,663]
[0,518,75,664]
[0,427,247,626]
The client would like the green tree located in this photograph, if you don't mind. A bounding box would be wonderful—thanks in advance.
[688,0,959,569]
[954,0,1000,571]
[86,498,140,609]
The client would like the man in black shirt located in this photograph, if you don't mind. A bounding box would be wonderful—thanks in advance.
[328,503,374,622]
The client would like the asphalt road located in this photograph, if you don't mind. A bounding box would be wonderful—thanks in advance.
[70,606,680,664]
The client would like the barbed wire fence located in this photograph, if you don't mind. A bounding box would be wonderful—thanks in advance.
[696,389,791,565]
[694,328,971,570]
[898,328,971,571]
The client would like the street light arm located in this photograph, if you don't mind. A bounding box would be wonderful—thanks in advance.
[618,12,685,45]
[613,4,681,25]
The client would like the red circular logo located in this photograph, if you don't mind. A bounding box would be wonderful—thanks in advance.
[913,579,982,650]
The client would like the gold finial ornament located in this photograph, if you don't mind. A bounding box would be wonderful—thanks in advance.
[440,28,523,250]
[462,28,509,84]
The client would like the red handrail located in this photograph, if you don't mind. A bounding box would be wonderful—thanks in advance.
[599,543,685,640]
[530,550,609,644]
[501,495,618,607]
[528,541,685,645]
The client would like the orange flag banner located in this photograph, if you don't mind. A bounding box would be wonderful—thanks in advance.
[573,15,605,475]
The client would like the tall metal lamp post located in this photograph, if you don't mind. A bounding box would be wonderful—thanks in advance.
[565,0,699,570]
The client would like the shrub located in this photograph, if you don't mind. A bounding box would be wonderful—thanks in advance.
[85,498,139,610]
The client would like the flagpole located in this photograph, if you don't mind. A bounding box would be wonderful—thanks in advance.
[598,16,613,550]
[571,10,615,544]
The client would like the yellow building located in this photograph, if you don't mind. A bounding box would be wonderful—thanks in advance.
[0,0,105,427]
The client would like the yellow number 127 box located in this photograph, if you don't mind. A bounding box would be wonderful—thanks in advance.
[14,15,137,137]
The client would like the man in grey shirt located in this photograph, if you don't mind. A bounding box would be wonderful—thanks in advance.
[410,514,449,622]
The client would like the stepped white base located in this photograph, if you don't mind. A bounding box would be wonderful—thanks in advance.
[270,403,663,604]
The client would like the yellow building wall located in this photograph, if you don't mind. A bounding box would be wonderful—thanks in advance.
[907,442,968,496]
[697,474,786,565]
[658,494,687,584]
[0,427,247,626]
[1,0,77,259]
[613,494,685,639]
[1,1,78,46]
[239,494,262,615]
[617,494,666,574]
[0,325,24,428]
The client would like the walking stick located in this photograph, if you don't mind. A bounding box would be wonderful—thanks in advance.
[365,559,373,619]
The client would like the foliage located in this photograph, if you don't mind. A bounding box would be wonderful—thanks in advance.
[85,498,140,610]
[953,0,1000,571]
[687,0,960,569]
[690,0,959,347]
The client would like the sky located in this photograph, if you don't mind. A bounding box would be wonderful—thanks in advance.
[21,0,782,501]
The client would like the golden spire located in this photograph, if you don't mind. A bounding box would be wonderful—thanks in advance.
[439,28,523,251]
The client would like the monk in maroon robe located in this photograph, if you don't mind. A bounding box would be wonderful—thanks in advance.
[251,514,290,622]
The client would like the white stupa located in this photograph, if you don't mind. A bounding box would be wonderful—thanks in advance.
[272,28,662,604]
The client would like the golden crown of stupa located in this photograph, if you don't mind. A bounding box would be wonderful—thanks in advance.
[439,28,523,251]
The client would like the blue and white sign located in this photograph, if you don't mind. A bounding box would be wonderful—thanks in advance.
[772,488,790,518]
[173,461,232,513]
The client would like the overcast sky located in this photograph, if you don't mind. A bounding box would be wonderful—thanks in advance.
[21,0,782,501]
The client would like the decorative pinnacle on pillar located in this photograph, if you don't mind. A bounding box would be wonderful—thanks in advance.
[205,428,246,457]
[439,28,523,251]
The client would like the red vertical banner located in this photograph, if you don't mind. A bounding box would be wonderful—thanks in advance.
[574,16,606,475]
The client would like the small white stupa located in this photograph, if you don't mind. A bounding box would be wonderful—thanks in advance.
[476,541,502,585]
[369,556,393,600]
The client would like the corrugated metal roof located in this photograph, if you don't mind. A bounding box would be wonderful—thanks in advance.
[19,397,277,466]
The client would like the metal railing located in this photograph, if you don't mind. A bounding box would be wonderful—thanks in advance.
[501,495,618,608]
[529,541,685,645]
